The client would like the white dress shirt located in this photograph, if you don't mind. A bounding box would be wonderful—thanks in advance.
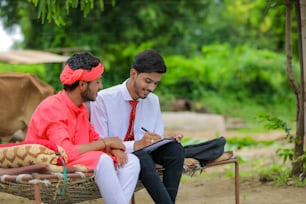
[90,80,164,153]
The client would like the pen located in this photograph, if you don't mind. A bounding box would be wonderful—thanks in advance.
[142,127,154,144]
[141,127,149,132]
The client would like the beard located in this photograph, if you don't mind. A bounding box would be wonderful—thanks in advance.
[133,81,150,99]
[81,87,96,102]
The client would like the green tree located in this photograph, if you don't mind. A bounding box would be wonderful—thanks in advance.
[284,0,305,177]
[1,0,288,54]
[1,0,291,87]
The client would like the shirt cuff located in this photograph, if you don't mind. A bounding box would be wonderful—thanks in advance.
[124,141,135,153]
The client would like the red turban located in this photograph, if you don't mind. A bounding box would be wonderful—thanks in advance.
[60,63,104,85]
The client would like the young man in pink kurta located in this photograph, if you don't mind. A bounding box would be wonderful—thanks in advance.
[25,52,140,204]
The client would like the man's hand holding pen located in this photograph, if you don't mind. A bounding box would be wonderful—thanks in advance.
[134,127,161,151]
[142,127,183,143]
[141,127,162,145]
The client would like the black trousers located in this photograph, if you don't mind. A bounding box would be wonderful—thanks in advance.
[133,142,185,204]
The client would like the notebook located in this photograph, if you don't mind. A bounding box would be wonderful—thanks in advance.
[133,138,176,153]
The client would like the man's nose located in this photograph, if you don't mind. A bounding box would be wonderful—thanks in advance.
[147,83,157,92]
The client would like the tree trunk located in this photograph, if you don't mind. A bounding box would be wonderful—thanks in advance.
[291,0,305,176]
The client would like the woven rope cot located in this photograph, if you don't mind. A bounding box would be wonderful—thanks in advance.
[1,172,100,204]
[0,151,239,204]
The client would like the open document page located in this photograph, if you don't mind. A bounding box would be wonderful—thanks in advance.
[133,138,176,153]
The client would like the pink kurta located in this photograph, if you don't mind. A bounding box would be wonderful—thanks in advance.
[26,91,105,169]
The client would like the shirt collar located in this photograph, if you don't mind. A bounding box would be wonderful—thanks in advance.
[122,79,133,101]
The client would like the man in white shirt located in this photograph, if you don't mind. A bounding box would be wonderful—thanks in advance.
[90,50,185,204]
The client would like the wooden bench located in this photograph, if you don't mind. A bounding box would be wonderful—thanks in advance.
[0,151,239,204]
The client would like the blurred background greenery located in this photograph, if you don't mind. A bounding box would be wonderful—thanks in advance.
[0,0,298,130]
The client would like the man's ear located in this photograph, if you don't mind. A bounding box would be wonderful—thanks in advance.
[79,80,88,90]
[130,68,138,79]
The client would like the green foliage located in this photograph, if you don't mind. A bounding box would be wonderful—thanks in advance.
[259,163,292,185]
[160,43,298,108]
[0,63,48,81]
[0,0,296,58]
[44,63,63,91]
[277,148,294,164]
[182,136,275,151]
[257,113,306,182]
[226,136,275,150]
[0,63,62,91]
[259,163,306,186]
[28,0,111,25]
[256,113,291,135]
[98,42,155,88]
[257,113,294,162]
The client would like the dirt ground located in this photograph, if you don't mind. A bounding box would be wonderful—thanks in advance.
[1,114,306,204]
[131,129,306,204]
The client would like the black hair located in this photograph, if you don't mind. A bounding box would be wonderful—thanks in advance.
[132,50,167,74]
[65,52,100,70]
[63,52,100,91]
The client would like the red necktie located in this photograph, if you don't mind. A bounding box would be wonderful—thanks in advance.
[124,100,138,141]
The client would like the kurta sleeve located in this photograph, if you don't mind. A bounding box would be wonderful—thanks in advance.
[30,104,81,162]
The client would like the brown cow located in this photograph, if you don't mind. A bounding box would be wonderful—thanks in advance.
[0,72,55,143]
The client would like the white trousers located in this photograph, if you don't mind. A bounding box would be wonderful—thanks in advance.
[94,153,140,204]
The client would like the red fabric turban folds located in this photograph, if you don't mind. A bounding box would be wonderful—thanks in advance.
[60,63,104,85]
